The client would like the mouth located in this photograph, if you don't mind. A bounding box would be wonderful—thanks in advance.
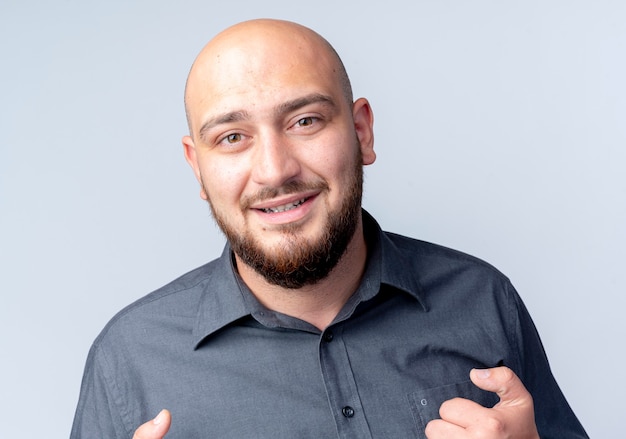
[246,182,327,223]
[259,197,308,214]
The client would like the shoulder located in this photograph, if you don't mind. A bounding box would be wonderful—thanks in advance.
[92,258,222,348]
[379,230,520,315]
[384,230,509,280]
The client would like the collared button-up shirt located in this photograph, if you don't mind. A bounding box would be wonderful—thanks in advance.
[71,211,588,438]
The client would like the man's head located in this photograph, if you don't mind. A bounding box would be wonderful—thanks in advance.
[182,19,376,289]
[183,20,354,134]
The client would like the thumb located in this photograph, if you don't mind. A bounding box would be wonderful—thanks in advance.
[133,409,171,439]
[470,366,531,406]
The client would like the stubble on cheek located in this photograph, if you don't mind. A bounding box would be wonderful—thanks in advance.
[199,141,364,289]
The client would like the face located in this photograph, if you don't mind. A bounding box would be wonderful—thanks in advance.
[207,147,364,289]
[183,23,375,288]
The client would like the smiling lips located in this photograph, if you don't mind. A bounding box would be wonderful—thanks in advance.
[259,198,308,214]
[246,181,328,217]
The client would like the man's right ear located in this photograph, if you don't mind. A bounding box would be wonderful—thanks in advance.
[182,135,208,201]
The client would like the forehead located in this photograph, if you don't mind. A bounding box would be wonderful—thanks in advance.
[186,29,344,127]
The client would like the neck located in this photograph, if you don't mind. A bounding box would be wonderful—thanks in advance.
[235,222,368,331]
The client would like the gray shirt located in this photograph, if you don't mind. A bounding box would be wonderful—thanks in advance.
[71,211,587,438]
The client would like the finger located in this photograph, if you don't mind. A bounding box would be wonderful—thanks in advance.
[133,409,171,439]
[470,366,531,406]
[469,367,539,438]
[425,418,468,438]
[437,396,492,429]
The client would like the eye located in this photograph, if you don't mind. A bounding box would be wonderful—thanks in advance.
[296,117,316,127]
[222,133,242,144]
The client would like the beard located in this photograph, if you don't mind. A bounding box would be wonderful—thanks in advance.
[204,151,364,289]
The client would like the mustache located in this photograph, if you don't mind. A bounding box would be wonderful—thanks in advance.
[240,180,329,210]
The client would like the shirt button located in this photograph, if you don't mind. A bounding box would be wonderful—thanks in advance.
[342,406,355,418]
[322,331,334,342]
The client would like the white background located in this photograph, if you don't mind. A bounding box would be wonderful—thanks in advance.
[1,1,624,437]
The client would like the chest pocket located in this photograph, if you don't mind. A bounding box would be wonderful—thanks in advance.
[408,380,500,433]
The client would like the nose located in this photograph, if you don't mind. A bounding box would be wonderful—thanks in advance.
[251,131,301,187]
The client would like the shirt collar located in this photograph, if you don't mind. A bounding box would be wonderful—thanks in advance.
[192,246,250,348]
[360,210,428,310]
[192,210,427,348]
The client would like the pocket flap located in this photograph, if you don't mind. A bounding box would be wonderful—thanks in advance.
[408,380,500,430]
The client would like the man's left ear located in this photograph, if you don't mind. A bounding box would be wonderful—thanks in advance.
[352,98,376,165]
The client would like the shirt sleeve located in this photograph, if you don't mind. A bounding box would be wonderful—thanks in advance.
[507,282,589,438]
[70,343,132,439]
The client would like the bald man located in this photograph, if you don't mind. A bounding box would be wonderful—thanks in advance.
[71,19,587,438]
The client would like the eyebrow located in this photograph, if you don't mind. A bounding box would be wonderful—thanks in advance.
[197,93,337,143]
[198,110,251,143]
[276,93,336,116]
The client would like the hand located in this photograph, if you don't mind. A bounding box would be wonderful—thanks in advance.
[425,367,539,438]
[132,409,171,439]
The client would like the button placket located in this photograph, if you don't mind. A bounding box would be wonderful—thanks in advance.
[318,325,373,438]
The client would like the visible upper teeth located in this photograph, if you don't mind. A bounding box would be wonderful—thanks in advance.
[262,198,306,213]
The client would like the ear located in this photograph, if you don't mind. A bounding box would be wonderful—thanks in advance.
[352,98,376,165]
[182,135,208,200]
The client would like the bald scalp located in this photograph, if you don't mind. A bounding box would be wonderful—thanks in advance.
[183,19,353,135]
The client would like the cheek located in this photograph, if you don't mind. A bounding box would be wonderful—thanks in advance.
[310,129,360,170]
[320,136,361,179]
[200,161,248,204]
